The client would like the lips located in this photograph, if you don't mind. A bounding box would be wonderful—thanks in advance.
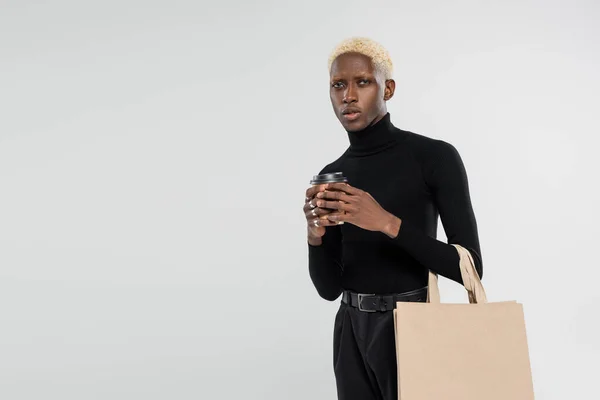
[342,108,361,121]
[342,108,360,121]
[342,107,361,115]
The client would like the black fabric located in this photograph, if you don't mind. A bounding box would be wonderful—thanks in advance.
[308,112,483,300]
[333,297,426,400]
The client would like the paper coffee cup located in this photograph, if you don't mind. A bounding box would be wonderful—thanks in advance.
[310,172,348,225]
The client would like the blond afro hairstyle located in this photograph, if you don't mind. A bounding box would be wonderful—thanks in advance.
[327,37,393,80]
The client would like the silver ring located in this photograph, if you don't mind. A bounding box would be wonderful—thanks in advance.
[311,208,317,216]
[309,200,317,209]
[313,219,319,226]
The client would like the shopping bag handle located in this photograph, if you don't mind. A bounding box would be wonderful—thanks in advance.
[426,244,488,304]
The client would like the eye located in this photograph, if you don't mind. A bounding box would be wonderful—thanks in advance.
[358,79,370,85]
[331,81,343,88]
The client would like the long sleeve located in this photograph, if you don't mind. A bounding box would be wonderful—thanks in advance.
[308,223,344,301]
[387,140,483,285]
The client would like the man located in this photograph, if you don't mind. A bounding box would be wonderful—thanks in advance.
[303,37,483,400]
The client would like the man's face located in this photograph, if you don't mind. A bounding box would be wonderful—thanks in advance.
[329,52,393,132]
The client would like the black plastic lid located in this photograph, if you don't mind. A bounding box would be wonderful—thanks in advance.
[310,171,348,184]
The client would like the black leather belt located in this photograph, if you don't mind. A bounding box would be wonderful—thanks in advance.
[341,286,428,312]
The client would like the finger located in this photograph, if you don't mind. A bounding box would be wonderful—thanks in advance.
[303,198,315,210]
[310,215,339,227]
[326,212,347,223]
[305,184,328,199]
[325,182,361,195]
[315,198,348,211]
[305,207,333,219]
[316,189,352,203]
[306,198,319,209]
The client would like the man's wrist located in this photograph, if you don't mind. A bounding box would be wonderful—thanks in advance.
[307,229,323,246]
[308,235,323,246]
[382,213,402,239]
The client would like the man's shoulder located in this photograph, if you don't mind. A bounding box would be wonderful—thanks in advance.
[400,127,448,148]
[399,128,458,160]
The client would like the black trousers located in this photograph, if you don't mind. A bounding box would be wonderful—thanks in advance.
[333,298,423,400]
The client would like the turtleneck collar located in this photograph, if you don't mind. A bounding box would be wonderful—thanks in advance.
[346,112,401,156]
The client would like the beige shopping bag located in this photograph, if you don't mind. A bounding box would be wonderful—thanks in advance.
[393,244,535,399]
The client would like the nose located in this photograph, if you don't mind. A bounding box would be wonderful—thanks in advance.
[343,83,357,104]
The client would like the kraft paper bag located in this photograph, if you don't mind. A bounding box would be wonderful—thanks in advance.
[393,244,535,399]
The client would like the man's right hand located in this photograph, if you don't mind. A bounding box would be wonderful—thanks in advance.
[304,184,343,244]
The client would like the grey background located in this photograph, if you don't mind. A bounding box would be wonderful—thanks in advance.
[1,0,599,399]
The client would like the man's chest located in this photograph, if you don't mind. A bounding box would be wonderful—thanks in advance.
[338,152,430,216]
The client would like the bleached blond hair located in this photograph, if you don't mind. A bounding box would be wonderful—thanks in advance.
[327,37,393,80]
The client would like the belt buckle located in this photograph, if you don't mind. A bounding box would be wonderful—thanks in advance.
[357,293,376,312]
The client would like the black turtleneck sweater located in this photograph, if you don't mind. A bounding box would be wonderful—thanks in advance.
[308,112,483,300]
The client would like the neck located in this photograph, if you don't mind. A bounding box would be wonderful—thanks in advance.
[346,112,400,155]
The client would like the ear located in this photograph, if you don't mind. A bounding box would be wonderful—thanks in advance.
[383,79,396,101]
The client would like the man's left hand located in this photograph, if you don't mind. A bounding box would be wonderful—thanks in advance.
[315,182,394,233]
